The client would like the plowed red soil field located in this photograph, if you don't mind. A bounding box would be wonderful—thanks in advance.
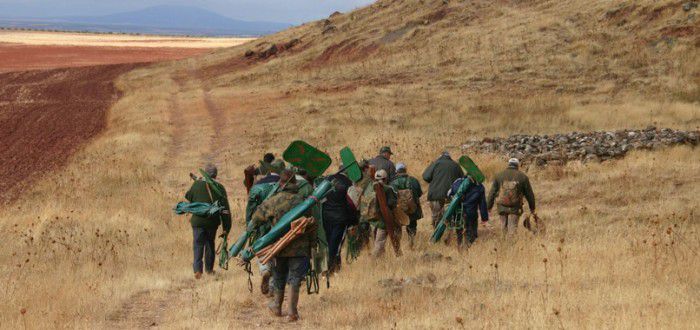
[0,64,141,201]
[0,43,209,72]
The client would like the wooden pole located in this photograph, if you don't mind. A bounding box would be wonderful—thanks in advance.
[373,174,401,256]
[257,217,313,264]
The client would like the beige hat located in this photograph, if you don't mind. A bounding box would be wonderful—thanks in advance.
[374,169,388,180]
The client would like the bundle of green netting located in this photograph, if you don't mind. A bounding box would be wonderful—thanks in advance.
[174,201,224,217]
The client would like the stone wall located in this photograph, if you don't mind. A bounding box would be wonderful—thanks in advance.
[462,127,698,166]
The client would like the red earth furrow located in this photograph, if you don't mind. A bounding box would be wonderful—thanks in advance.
[0,43,211,73]
[0,63,142,202]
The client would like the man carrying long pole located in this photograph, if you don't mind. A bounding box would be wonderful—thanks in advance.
[370,169,401,257]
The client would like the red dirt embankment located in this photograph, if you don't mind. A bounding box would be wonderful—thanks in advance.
[0,43,209,72]
[0,64,140,201]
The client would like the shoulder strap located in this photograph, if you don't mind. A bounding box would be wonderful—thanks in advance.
[204,181,216,204]
[401,177,410,190]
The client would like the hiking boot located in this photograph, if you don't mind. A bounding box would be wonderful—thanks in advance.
[260,271,271,295]
[286,286,300,322]
[194,272,203,279]
[268,289,284,317]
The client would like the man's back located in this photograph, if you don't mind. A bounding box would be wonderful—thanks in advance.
[185,180,231,232]
[487,168,535,214]
[391,173,423,220]
[391,174,422,202]
[252,185,315,257]
[422,155,464,201]
[375,183,398,226]
[450,178,487,218]
[369,155,396,180]
[322,174,354,220]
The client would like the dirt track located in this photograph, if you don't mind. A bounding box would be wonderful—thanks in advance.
[0,64,141,201]
[0,43,210,72]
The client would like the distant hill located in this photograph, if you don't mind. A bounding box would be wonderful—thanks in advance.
[0,5,292,36]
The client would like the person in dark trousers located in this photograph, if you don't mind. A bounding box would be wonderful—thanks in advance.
[390,162,423,247]
[184,164,232,279]
[321,165,356,274]
[422,151,464,228]
[448,175,489,247]
[369,146,397,181]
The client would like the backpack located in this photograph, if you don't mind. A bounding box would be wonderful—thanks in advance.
[347,185,362,210]
[359,183,378,221]
[396,178,418,215]
[497,180,522,207]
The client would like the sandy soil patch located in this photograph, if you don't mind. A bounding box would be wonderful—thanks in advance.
[0,31,253,48]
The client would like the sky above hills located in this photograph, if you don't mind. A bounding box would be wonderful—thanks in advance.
[0,0,375,24]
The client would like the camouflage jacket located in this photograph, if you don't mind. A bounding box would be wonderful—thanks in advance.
[487,166,536,215]
[295,176,314,198]
[249,184,317,257]
[369,183,398,230]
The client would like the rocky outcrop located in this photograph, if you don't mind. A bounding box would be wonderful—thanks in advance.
[462,127,698,166]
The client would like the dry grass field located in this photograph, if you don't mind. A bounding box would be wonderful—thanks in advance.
[0,31,254,72]
[0,31,253,48]
[0,0,698,328]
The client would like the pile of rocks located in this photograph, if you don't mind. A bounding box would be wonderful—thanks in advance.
[462,126,698,166]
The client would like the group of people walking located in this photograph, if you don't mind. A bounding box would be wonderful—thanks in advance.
[181,146,537,321]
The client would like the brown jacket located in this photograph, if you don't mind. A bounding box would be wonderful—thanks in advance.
[487,166,536,215]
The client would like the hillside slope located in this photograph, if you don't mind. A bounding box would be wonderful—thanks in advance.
[199,0,698,98]
[0,0,698,328]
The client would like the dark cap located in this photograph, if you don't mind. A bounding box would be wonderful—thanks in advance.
[379,146,393,155]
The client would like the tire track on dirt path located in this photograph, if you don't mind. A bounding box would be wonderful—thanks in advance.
[105,280,196,328]
[189,65,229,165]
[105,63,248,328]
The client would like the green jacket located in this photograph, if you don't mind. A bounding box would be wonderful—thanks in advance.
[390,173,423,220]
[185,180,232,232]
[245,182,278,225]
[369,183,398,230]
[487,166,536,215]
[422,155,464,201]
[250,184,317,257]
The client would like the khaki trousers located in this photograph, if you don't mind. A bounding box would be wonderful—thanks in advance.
[429,200,446,228]
[500,214,520,235]
[372,227,402,257]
